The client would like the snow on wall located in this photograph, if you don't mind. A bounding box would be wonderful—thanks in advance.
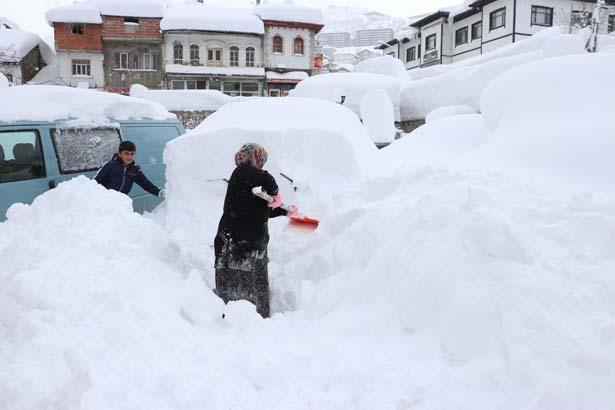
[254,1,324,25]
[161,4,264,34]
[292,72,401,121]
[130,84,233,111]
[45,2,102,25]
[0,85,174,124]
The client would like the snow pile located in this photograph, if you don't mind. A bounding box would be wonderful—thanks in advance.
[353,55,409,83]
[265,71,309,82]
[477,52,615,192]
[360,88,396,144]
[45,2,102,25]
[292,72,401,121]
[130,84,233,111]
[89,0,166,18]
[0,28,40,60]
[0,85,174,124]
[254,0,324,25]
[400,28,587,120]
[162,97,377,258]
[425,104,477,123]
[161,4,264,34]
[0,72,8,88]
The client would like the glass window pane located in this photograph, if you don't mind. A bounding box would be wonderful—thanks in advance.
[172,81,184,89]
[186,80,197,90]
[52,128,120,174]
[0,130,46,183]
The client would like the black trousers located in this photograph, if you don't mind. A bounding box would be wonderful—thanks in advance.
[215,266,270,318]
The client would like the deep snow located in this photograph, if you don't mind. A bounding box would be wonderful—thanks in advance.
[1,43,615,410]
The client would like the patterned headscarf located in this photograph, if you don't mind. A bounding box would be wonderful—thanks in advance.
[234,143,268,169]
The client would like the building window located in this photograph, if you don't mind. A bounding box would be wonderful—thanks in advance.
[406,46,416,62]
[531,6,553,26]
[230,46,239,67]
[173,44,183,64]
[490,7,506,30]
[425,34,436,50]
[294,37,304,55]
[190,44,200,65]
[0,130,46,184]
[273,35,283,53]
[208,48,222,66]
[72,59,91,76]
[455,27,469,46]
[123,17,139,33]
[609,15,615,33]
[69,23,84,35]
[5,74,13,83]
[471,21,482,40]
[130,54,139,70]
[246,47,255,67]
[114,52,128,69]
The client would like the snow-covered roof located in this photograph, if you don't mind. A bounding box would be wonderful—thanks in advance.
[161,5,264,34]
[0,28,40,61]
[254,1,324,26]
[265,71,308,82]
[165,64,265,77]
[89,0,166,18]
[45,3,103,25]
[0,85,174,124]
[0,17,20,30]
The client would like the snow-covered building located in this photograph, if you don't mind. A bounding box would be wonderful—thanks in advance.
[379,0,615,69]
[94,0,166,93]
[161,4,265,96]
[0,26,47,85]
[46,2,104,88]
[254,1,324,96]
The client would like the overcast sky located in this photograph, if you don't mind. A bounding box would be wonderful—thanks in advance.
[1,0,458,44]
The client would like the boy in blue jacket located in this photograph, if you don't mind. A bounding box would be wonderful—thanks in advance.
[95,141,164,198]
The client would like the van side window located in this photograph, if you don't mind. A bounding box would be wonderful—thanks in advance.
[0,130,46,184]
[52,128,121,174]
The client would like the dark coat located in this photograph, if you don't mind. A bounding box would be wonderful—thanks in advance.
[214,165,287,271]
[94,154,160,196]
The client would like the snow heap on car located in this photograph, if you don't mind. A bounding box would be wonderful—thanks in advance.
[0,85,175,124]
[130,84,234,112]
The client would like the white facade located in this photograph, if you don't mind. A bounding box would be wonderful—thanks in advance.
[57,51,104,88]
[384,0,615,70]
[263,25,314,71]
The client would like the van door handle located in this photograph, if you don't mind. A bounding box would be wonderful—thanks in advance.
[48,180,56,190]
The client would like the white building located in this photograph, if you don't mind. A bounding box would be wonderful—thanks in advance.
[316,31,352,48]
[254,1,324,96]
[379,0,615,69]
[45,2,105,89]
[354,28,394,46]
[161,4,265,96]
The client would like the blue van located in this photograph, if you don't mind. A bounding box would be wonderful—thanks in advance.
[0,119,185,220]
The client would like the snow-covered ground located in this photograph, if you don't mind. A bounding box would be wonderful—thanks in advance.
[1,39,615,410]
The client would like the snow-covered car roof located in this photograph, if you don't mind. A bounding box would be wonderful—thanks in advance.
[161,5,264,34]
[0,85,175,124]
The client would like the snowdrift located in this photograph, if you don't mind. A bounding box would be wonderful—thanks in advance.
[130,84,233,112]
[292,72,401,121]
[400,28,586,120]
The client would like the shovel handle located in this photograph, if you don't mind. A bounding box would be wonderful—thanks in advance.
[252,186,290,212]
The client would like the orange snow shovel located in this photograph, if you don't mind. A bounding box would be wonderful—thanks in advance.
[252,186,320,230]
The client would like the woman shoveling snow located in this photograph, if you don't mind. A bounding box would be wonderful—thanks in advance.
[213,143,298,318]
